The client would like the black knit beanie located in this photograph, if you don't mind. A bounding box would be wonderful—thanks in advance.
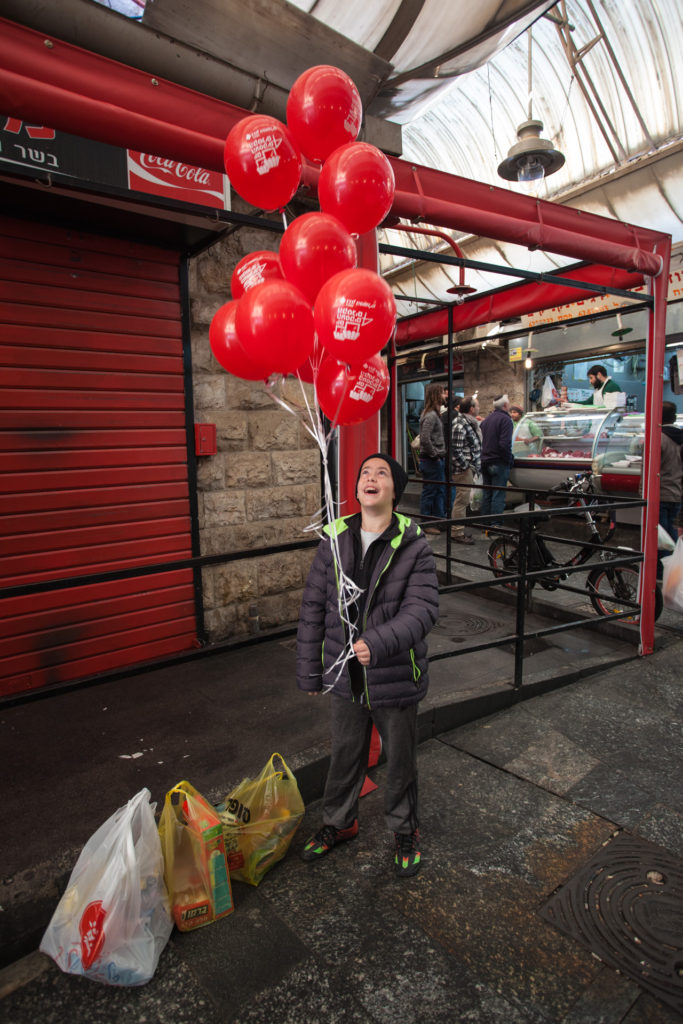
[356,453,408,508]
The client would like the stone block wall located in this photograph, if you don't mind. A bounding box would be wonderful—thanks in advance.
[189,221,320,642]
[462,343,525,413]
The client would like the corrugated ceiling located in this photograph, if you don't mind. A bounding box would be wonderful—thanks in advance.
[375,0,683,307]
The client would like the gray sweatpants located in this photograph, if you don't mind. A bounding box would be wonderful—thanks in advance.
[322,694,419,835]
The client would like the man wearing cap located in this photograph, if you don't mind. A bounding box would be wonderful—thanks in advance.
[480,394,515,527]
[296,453,439,877]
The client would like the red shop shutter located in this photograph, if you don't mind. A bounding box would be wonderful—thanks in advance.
[0,215,198,697]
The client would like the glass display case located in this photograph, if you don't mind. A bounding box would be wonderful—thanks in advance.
[509,409,646,495]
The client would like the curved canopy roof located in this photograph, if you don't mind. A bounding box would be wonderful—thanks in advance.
[368,0,683,307]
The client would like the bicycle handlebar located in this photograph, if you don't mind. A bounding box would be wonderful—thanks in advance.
[550,473,590,495]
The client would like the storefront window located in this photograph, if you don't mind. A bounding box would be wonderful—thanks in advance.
[397,377,464,474]
[394,350,464,473]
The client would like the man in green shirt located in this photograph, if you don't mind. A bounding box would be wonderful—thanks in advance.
[573,364,624,408]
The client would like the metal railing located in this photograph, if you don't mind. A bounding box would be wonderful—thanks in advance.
[409,475,648,690]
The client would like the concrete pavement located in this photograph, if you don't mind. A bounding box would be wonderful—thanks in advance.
[1,532,682,1023]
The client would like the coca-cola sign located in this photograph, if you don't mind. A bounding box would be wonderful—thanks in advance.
[127,151,230,210]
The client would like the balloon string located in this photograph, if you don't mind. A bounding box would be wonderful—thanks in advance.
[263,371,363,687]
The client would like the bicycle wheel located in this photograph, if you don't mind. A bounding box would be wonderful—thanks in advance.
[587,565,663,622]
[488,538,520,591]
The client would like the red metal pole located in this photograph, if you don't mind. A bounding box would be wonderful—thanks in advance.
[639,235,672,654]
[386,223,469,290]
[336,229,381,514]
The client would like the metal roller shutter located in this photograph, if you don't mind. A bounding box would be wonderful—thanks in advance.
[0,215,198,697]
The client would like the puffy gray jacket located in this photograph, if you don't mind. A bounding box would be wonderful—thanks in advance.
[296,512,439,708]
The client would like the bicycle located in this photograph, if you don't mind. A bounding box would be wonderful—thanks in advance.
[487,472,662,623]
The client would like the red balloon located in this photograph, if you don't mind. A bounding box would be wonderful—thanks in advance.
[231,250,284,300]
[209,301,272,380]
[314,268,396,365]
[286,65,362,164]
[318,142,395,236]
[223,115,302,210]
[315,353,389,426]
[235,280,315,375]
[279,212,357,305]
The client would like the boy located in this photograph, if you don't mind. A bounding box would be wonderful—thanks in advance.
[296,453,439,877]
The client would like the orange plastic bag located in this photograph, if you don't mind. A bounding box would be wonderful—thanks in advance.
[218,753,304,886]
[158,781,234,931]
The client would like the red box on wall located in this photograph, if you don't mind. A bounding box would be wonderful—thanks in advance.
[195,424,217,456]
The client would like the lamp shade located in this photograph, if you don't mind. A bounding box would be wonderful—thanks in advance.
[497,120,565,182]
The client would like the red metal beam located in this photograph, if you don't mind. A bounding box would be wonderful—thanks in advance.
[385,177,664,277]
[0,18,240,171]
[0,16,669,282]
[394,264,646,345]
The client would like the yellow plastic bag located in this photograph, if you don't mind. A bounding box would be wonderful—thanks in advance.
[218,753,304,886]
[158,781,234,931]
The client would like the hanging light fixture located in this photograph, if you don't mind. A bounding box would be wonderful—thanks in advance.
[524,331,537,369]
[611,312,633,339]
[498,28,565,184]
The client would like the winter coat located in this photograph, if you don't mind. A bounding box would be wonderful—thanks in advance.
[660,424,683,502]
[480,407,514,466]
[450,412,481,474]
[419,409,446,459]
[296,512,439,708]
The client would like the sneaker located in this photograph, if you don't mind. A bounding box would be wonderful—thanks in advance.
[452,534,474,545]
[393,829,421,877]
[300,820,358,862]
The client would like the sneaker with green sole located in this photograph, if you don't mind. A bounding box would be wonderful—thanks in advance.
[300,820,359,862]
[393,829,421,877]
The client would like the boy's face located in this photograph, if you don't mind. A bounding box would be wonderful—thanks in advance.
[357,458,395,512]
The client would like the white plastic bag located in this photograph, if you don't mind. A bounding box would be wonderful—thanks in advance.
[657,524,676,552]
[661,538,683,613]
[40,788,173,986]
[469,472,483,512]
[541,375,558,407]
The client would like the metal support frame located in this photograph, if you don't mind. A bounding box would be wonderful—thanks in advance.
[0,12,671,660]
[393,259,649,344]
[551,0,656,164]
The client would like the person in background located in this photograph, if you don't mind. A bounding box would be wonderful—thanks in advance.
[449,396,481,545]
[480,394,514,527]
[441,389,461,510]
[418,382,447,534]
[572,365,623,408]
[659,401,683,548]
[296,453,439,877]
[512,406,544,451]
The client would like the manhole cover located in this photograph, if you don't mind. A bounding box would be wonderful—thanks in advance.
[447,613,499,643]
[539,832,683,1014]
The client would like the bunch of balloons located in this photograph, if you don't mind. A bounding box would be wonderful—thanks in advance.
[212,64,396,429]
